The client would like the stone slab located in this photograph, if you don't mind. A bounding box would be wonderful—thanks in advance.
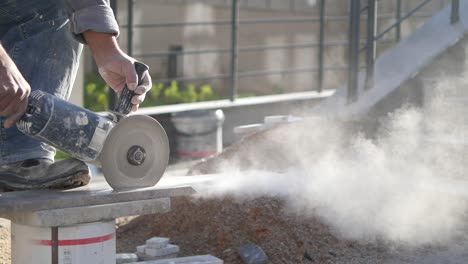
[146,237,170,249]
[131,255,223,264]
[0,178,195,216]
[6,198,171,227]
[116,253,138,264]
[137,252,178,262]
[145,244,180,257]
[238,243,268,264]
[137,245,147,254]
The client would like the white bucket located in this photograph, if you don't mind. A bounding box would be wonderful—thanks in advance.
[11,221,115,264]
[171,109,225,159]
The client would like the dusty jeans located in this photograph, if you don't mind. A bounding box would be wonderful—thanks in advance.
[0,0,82,165]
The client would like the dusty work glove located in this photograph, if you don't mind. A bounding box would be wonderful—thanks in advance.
[0,44,31,128]
[85,32,152,112]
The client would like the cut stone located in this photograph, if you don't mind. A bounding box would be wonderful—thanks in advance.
[145,244,179,257]
[116,253,138,264]
[7,198,170,227]
[137,252,178,261]
[136,245,147,254]
[146,237,170,249]
[238,243,268,264]
[0,179,195,216]
[130,254,223,264]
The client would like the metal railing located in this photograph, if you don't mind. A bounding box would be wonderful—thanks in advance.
[349,0,460,103]
[109,0,457,109]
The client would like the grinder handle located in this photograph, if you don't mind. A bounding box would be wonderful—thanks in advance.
[114,62,149,115]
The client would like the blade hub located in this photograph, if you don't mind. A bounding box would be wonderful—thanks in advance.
[127,145,146,166]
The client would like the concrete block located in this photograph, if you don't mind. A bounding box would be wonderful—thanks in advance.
[145,244,179,257]
[0,180,195,217]
[8,198,171,227]
[238,243,268,264]
[130,254,223,264]
[116,253,138,264]
[136,245,146,254]
[146,237,170,249]
[137,252,178,261]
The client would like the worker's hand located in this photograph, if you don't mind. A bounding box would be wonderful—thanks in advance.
[0,46,30,128]
[97,53,151,112]
[84,31,151,112]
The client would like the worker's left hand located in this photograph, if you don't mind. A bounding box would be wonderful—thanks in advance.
[84,32,151,112]
[97,52,151,112]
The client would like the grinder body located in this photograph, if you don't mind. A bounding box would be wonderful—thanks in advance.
[17,91,115,163]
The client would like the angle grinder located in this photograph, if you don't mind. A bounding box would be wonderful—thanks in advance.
[16,62,170,190]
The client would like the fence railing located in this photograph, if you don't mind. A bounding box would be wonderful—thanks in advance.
[109,0,458,110]
[349,0,460,103]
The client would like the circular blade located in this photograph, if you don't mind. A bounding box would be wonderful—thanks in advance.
[101,115,169,190]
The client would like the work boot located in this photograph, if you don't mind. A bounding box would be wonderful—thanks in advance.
[0,158,91,191]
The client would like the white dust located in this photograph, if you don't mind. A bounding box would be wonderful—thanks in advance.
[194,75,468,246]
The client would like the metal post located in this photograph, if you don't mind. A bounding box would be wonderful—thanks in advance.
[167,45,184,82]
[290,0,296,11]
[365,0,377,90]
[230,0,240,102]
[395,0,402,41]
[109,0,118,109]
[51,227,59,264]
[451,0,460,24]
[347,0,361,103]
[127,0,134,57]
[318,0,326,92]
[110,0,117,13]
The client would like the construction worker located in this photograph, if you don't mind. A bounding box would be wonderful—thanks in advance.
[0,0,151,190]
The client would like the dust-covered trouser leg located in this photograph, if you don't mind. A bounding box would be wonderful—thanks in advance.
[0,0,90,190]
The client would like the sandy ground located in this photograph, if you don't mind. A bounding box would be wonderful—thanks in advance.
[115,197,468,264]
[0,219,10,264]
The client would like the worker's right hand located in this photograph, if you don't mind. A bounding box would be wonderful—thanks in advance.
[0,47,31,129]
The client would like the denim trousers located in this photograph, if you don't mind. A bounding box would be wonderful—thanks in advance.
[0,0,82,165]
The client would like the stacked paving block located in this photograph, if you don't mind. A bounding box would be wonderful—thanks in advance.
[116,253,139,264]
[129,255,223,264]
[136,237,180,261]
[126,237,224,263]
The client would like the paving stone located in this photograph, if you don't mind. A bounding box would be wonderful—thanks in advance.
[116,253,138,264]
[145,244,179,257]
[130,254,223,264]
[0,180,195,216]
[136,245,146,254]
[146,237,170,249]
[137,252,178,261]
[238,243,268,264]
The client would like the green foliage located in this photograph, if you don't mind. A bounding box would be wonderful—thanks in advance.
[199,84,214,101]
[84,74,109,112]
[84,73,217,110]
[55,150,70,160]
[141,80,217,107]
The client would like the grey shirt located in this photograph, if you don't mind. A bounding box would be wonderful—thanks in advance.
[65,0,120,44]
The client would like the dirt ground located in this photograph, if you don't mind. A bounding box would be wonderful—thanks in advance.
[115,196,468,264]
[0,221,10,264]
[116,197,390,264]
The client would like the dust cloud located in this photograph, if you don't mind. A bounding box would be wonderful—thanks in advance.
[194,75,468,246]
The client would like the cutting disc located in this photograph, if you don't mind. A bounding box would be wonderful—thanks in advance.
[101,115,169,190]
